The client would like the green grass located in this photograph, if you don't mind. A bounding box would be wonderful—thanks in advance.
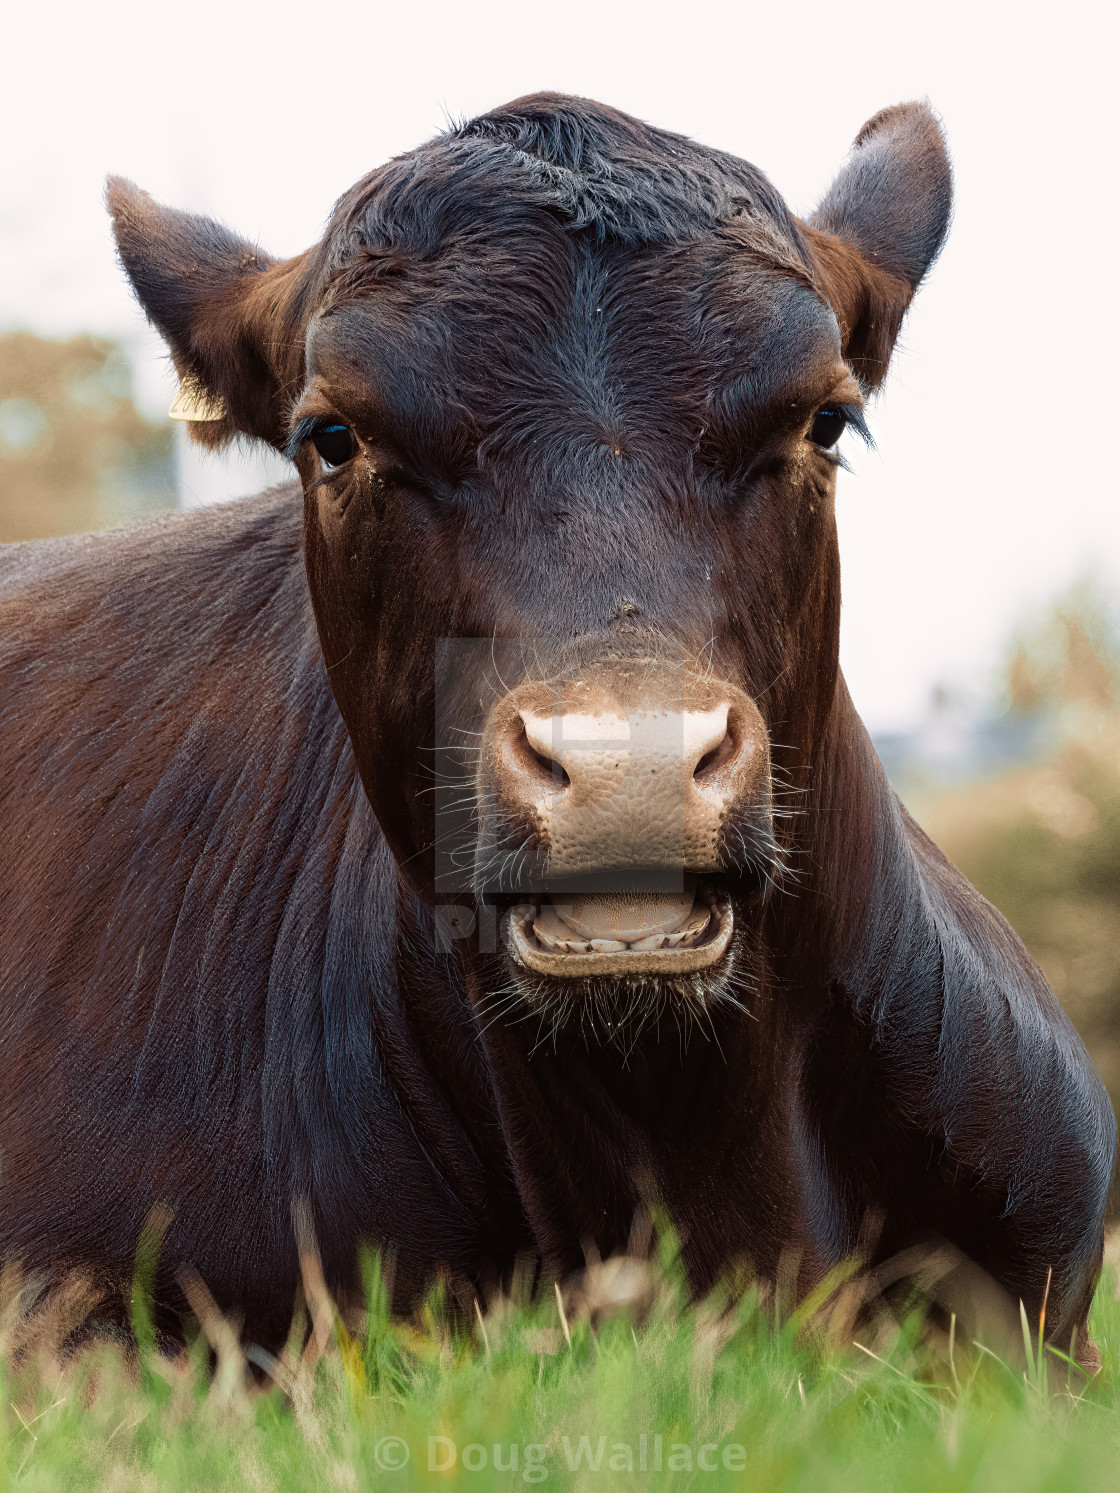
[4,1233,1120,1492]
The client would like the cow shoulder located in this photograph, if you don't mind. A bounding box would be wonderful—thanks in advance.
[0,484,312,725]
[0,485,359,1023]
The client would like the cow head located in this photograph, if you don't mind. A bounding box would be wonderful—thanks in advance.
[109,95,950,1036]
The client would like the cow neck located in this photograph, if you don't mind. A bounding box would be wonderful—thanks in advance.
[792,675,938,988]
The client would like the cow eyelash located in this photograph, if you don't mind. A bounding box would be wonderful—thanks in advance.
[808,402,873,465]
[286,416,358,469]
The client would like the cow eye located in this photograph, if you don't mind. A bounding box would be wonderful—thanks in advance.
[310,422,357,469]
[808,408,847,449]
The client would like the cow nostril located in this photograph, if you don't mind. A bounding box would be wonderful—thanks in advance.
[694,727,738,781]
[517,728,571,789]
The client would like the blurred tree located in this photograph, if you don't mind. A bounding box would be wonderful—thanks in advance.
[0,331,176,542]
[920,586,1120,1137]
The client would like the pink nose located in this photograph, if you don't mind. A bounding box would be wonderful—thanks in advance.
[483,677,767,879]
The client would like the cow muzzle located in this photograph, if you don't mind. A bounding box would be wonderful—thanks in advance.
[480,672,769,978]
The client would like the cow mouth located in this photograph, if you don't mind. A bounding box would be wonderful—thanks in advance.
[505,876,733,978]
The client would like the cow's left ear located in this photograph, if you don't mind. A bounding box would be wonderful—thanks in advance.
[107,177,312,450]
[804,102,952,389]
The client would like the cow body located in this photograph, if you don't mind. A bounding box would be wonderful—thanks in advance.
[0,95,1113,1353]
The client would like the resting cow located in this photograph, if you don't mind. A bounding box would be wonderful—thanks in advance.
[0,95,1113,1357]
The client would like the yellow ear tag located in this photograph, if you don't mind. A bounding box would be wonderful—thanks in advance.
[168,379,227,423]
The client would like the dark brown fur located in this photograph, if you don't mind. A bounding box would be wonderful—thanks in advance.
[0,96,1111,1355]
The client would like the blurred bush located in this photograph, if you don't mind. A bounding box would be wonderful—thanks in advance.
[914,586,1120,1124]
[0,330,176,541]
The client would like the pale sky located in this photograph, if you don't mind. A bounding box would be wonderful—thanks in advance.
[2,0,1115,730]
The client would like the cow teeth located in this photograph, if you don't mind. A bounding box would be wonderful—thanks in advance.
[530,905,594,954]
[519,893,724,957]
[675,908,715,947]
[533,903,570,947]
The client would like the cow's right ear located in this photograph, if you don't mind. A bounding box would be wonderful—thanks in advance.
[107,177,312,451]
[804,103,952,390]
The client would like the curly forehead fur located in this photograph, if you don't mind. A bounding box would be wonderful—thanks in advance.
[325,93,812,266]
